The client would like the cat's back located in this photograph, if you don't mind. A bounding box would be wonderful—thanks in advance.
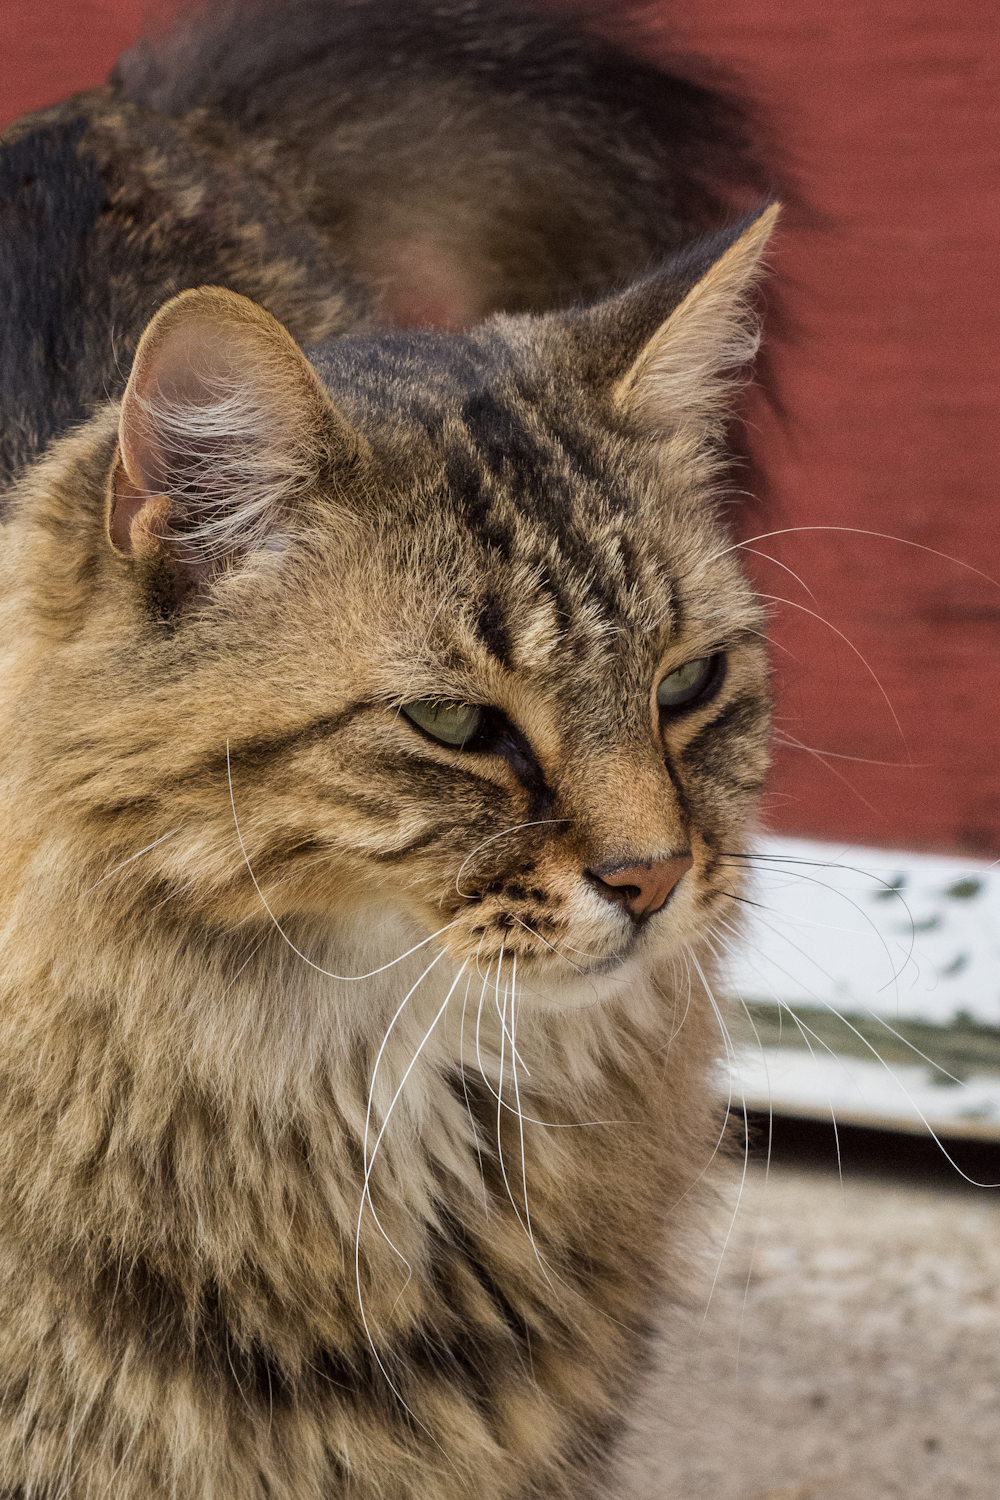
[0,90,365,495]
[113,0,770,324]
[1,0,772,494]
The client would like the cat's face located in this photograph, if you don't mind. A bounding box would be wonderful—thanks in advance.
[11,210,775,1012]
[241,347,770,1007]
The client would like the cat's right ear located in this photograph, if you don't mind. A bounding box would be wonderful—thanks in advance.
[109,286,365,599]
[559,203,779,443]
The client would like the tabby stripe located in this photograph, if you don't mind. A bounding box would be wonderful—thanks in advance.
[677,691,769,766]
[194,702,369,777]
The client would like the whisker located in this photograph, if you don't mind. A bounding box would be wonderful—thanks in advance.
[474,951,498,1114]
[653,946,747,1224]
[469,953,623,1127]
[768,732,890,815]
[493,963,531,1075]
[710,920,846,1180]
[455,820,566,899]
[218,934,271,1001]
[227,741,459,978]
[356,948,453,1281]
[354,959,469,1428]
[719,524,1000,597]
[654,959,696,1054]
[687,949,754,1328]
[714,915,1000,1187]
[715,852,921,986]
[737,545,818,600]
[508,958,554,1289]
[702,932,774,1370]
[511,915,588,975]
[723,896,914,1053]
[458,974,489,1214]
[772,729,926,768]
[756,592,910,754]
[493,977,528,1239]
[83,828,182,894]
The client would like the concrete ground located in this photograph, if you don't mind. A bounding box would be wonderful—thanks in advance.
[609,1154,1000,1499]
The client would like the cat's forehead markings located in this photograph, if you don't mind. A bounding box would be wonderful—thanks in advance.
[317,332,700,656]
[473,591,512,667]
[506,590,564,673]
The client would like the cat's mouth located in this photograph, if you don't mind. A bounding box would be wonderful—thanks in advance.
[443,878,692,983]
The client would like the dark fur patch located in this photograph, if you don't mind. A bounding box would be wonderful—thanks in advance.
[196,706,368,776]
[680,691,770,784]
[461,391,542,503]
[444,446,514,560]
[475,591,511,664]
[0,121,106,488]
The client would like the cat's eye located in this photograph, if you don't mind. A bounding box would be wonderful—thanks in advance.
[400,699,484,747]
[656,655,720,712]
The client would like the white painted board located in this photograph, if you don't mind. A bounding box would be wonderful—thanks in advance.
[721,837,1000,1136]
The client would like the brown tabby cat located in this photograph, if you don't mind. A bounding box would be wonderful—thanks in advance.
[0,2,778,1496]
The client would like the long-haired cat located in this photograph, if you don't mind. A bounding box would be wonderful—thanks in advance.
[0,2,778,1495]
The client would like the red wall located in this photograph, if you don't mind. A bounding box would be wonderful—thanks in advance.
[5,1,1000,856]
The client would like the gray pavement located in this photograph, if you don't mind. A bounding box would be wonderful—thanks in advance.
[609,1159,1000,1499]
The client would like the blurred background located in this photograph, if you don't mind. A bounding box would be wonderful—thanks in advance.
[4,2,999,1494]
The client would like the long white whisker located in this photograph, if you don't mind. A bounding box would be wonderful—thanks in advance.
[730,898,964,1080]
[470,948,621,1127]
[492,973,552,1286]
[715,913,1000,1187]
[357,948,453,1273]
[772,728,925,768]
[458,974,489,1214]
[716,524,1000,596]
[653,945,744,1223]
[455,820,565,898]
[227,741,458,977]
[716,851,921,989]
[362,949,452,1184]
[353,959,468,1429]
[688,949,753,1327]
[509,957,553,1288]
[702,932,774,1372]
[493,964,530,1074]
[474,952,496,1107]
[737,544,818,599]
[83,828,182,894]
[494,978,520,1229]
[756,592,910,753]
[712,919,846,1179]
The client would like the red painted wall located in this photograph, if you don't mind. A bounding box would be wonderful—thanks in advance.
[5,1,999,855]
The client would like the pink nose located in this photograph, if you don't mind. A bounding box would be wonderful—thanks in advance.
[588,854,694,919]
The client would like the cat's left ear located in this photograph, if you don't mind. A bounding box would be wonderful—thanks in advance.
[562,202,779,440]
[110,286,364,599]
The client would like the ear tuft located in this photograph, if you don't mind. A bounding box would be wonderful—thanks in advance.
[613,202,780,439]
[111,287,359,584]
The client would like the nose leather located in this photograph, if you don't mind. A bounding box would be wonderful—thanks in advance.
[588,854,694,919]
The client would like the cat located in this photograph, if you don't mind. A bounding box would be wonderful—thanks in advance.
[0,2,778,1496]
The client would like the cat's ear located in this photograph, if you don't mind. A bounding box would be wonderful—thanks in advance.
[564,203,779,440]
[110,286,363,598]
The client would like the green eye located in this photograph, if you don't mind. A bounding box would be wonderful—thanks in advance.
[401,699,484,747]
[656,656,717,711]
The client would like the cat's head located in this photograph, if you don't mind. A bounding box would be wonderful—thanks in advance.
[10,207,776,1010]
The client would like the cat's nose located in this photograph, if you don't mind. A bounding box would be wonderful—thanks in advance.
[586,854,694,920]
